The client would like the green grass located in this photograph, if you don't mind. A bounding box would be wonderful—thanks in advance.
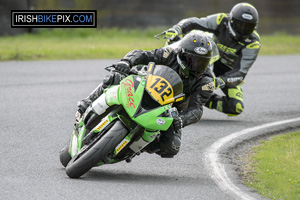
[0,28,166,61]
[245,131,300,200]
[0,28,299,61]
[260,33,300,55]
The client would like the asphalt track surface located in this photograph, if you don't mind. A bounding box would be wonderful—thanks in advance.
[1,55,299,200]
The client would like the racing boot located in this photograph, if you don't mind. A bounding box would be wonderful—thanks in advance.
[205,93,224,113]
[144,129,182,158]
[143,137,161,154]
[158,130,181,158]
[75,83,104,121]
[205,93,244,116]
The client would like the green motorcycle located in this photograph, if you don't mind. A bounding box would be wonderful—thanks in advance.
[59,62,185,178]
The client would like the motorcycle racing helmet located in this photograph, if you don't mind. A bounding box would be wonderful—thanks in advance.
[177,31,212,78]
[229,3,259,40]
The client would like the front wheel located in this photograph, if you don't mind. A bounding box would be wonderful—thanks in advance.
[59,141,72,167]
[65,120,128,178]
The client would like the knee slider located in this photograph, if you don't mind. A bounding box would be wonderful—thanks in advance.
[227,99,244,115]
[235,102,244,114]
[159,131,181,157]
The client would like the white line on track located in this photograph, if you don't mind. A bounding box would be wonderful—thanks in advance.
[204,117,300,200]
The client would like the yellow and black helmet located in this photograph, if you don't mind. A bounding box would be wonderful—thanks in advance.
[229,3,259,40]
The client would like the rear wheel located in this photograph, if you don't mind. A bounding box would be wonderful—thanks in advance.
[65,120,128,178]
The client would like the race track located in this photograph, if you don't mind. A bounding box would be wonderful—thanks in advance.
[0,56,299,200]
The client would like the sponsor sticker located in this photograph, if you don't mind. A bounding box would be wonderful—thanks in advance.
[163,47,173,58]
[202,82,215,91]
[227,77,243,83]
[121,78,136,109]
[115,138,129,154]
[95,118,109,131]
[156,118,165,125]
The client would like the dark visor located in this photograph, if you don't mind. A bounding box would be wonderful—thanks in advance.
[232,18,256,36]
[184,53,210,76]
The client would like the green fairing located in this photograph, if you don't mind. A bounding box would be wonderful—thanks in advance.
[117,75,173,131]
[67,67,181,168]
[142,130,159,142]
[119,76,143,117]
[135,107,173,131]
[105,85,121,106]
[69,131,76,157]
[77,125,86,151]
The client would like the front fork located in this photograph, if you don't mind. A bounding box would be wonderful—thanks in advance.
[69,105,123,158]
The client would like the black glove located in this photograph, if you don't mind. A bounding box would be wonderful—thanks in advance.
[115,61,131,74]
[172,116,183,132]
[75,99,91,122]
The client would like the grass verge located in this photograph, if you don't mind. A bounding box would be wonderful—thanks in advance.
[0,28,165,61]
[243,131,300,200]
[0,29,300,61]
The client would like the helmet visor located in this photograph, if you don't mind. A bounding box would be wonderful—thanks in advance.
[232,18,256,36]
[183,53,210,77]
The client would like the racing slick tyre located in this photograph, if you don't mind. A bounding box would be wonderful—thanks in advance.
[65,120,128,178]
[59,141,72,167]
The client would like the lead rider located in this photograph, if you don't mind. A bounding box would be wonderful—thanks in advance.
[77,31,216,158]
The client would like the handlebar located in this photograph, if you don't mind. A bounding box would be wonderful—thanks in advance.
[105,64,144,76]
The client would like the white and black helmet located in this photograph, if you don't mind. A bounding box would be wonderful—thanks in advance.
[177,31,212,77]
[229,3,259,40]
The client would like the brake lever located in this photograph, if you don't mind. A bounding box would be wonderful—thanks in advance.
[105,64,137,76]
[104,64,116,72]
[154,31,166,39]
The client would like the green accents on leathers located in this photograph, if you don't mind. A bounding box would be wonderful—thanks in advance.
[235,102,244,113]
[246,41,260,49]
[228,86,244,102]
[205,85,244,116]
[216,101,223,112]
[253,30,261,40]
[216,13,227,25]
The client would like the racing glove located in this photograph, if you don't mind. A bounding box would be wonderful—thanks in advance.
[165,26,182,44]
[214,77,225,89]
[172,116,183,132]
[115,61,131,74]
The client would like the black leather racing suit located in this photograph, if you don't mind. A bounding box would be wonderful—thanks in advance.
[175,13,261,115]
[120,46,214,157]
[121,46,214,127]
